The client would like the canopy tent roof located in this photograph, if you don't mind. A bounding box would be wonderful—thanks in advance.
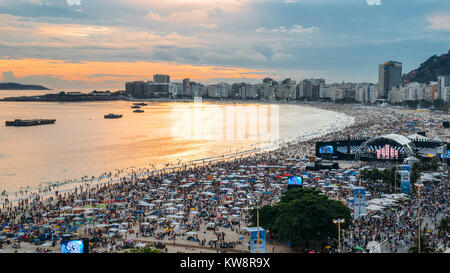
[408,133,430,141]
[378,134,413,146]
[358,134,416,158]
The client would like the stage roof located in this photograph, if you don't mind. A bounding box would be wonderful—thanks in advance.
[380,134,413,146]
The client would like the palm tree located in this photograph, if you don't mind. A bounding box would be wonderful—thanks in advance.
[408,235,435,253]
[437,217,450,235]
[436,217,449,247]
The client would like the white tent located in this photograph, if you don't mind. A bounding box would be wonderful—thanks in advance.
[404,156,420,164]
[408,133,430,141]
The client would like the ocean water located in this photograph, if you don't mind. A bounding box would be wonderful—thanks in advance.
[0,90,351,192]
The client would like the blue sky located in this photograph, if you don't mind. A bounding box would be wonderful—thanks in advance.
[1,0,450,89]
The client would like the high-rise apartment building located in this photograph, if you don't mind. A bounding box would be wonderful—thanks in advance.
[153,74,170,83]
[378,61,402,99]
[437,75,450,102]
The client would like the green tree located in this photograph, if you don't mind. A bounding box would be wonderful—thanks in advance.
[408,235,435,253]
[124,245,161,253]
[252,188,352,251]
[437,217,450,235]
[436,217,450,248]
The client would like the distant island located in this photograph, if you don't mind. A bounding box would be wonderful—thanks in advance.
[0,82,51,90]
[0,90,127,102]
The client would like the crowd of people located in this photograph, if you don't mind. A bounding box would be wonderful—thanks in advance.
[0,102,449,253]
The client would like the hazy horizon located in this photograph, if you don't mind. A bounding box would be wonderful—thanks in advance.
[1,0,450,89]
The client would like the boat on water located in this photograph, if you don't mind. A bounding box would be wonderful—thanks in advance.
[133,109,144,113]
[131,105,141,109]
[133,102,148,106]
[5,119,56,127]
[104,113,123,119]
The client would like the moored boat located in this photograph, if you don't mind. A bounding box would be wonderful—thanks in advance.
[5,119,56,127]
[104,113,123,119]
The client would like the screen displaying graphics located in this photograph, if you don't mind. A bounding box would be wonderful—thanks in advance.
[398,170,411,195]
[288,176,302,185]
[376,144,399,160]
[61,240,85,253]
[353,187,366,219]
[319,145,334,154]
[398,164,411,171]
[440,150,450,159]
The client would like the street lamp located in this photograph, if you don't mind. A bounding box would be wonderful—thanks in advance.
[333,218,345,253]
[415,182,424,253]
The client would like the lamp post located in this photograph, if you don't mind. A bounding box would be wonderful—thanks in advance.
[333,219,345,253]
[358,176,362,219]
[416,182,423,253]
[257,205,260,253]
[394,170,397,194]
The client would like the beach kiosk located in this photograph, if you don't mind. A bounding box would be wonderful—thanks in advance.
[398,170,411,195]
[247,227,266,253]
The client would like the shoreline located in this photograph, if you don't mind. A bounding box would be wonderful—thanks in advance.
[0,101,355,206]
[1,102,448,253]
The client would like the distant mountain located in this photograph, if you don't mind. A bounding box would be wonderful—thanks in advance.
[403,50,450,83]
[0,82,51,90]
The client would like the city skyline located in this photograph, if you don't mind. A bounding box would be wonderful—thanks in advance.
[1,0,450,89]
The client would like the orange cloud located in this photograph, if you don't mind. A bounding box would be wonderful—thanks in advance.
[0,58,270,88]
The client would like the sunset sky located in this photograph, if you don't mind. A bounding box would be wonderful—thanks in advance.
[1,0,450,90]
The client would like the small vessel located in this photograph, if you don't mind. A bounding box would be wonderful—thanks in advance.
[5,119,56,127]
[133,102,148,106]
[131,105,141,109]
[104,113,123,119]
[133,109,144,113]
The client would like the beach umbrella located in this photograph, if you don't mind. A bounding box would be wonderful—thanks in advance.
[41,242,52,248]
[185,231,197,236]
[136,243,147,248]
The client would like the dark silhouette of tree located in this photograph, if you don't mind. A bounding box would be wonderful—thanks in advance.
[251,188,352,252]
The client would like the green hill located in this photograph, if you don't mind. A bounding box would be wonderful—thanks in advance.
[403,50,450,83]
[0,82,51,90]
